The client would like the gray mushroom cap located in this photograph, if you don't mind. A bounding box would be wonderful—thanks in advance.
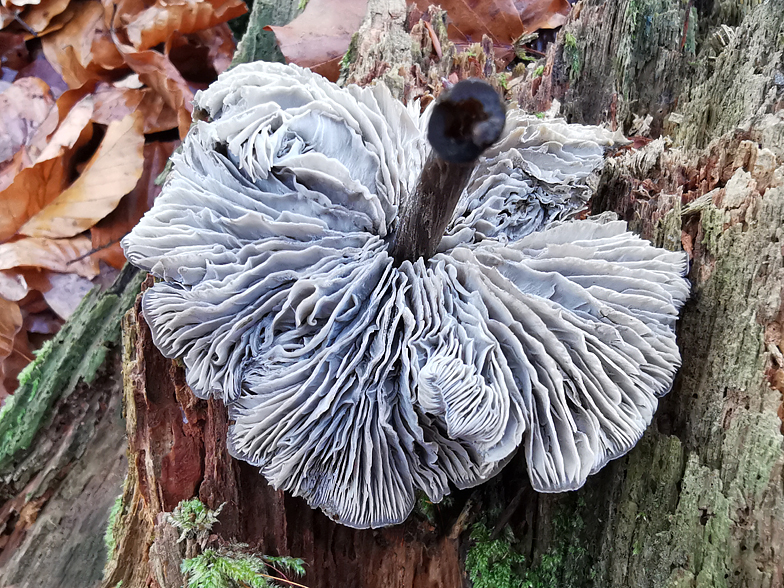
[122,62,689,529]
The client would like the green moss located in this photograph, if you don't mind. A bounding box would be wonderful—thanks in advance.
[413,492,454,525]
[533,65,544,78]
[16,339,54,391]
[465,522,526,588]
[498,73,509,90]
[104,494,124,559]
[519,507,590,588]
[340,32,360,78]
[534,112,545,119]
[699,202,724,256]
[0,266,144,474]
[182,547,305,588]
[169,498,225,542]
[563,32,581,81]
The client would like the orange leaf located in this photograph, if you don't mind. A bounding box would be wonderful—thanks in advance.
[126,0,247,51]
[40,0,124,88]
[0,236,100,278]
[0,297,22,365]
[21,0,71,33]
[0,157,68,242]
[92,80,179,133]
[0,77,55,166]
[411,0,570,46]
[19,112,145,239]
[91,140,176,267]
[33,93,95,163]
[0,296,23,399]
[110,5,194,138]
[268,0,368,82]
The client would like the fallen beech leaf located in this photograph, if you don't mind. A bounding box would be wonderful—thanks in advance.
[0,149,31,194]
[34,94,94,163]
[20,112,145,239]
[0,270,28,301]
[0,236,100,278]
[0,5,15,28]
[92,140,176,268]
[92,81,178,133]
[14,54,69,98]
[412,0,570,46]
[0,31,29,71]
[42,271,93,319]
[0,77,54,165]
[20,0,70,33]
[0,157,67,241]
[110,16,194,137]
[0,323,29,399]
[26,83,98,157]
[0,297,22,363]
[126,0,247,51]
[41,0,124,88]
[192,23,234,76]
[166,25,234,83]
[268,0,368,82]
[0,296,23,399]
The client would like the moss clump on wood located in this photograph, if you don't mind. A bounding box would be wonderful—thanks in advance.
[104,494,125,560]
[465,522,526,588]
[0,265,144,475]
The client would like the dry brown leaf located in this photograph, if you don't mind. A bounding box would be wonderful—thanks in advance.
[268,0,368,82]
[34,94,94,163]
[14,54,69,98]
[110,5,194,137]
[0,31,29,70]
[41,0,124,88]
[0,157,67,242]
[26,83,97,158]
[0,322,29,399]
[412,0,570,47]
[0,296,23,399]
[20,111,145,239]
[126,0,246,51]
[0,236,100,277]
[92,81,178,133]
[21,0,70,33]
[0,149,31,194]
[0,5,15,28]
[0,77,54,165]
[0,297,22,364]
[42,271,93,319]
[166,24,234,83]
[91,140,176,268]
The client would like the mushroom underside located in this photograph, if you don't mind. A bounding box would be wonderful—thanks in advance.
[123,62,689,529]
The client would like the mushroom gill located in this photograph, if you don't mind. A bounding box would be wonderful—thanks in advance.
[122,61,690,529]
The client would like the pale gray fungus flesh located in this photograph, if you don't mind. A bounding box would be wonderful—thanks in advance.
[122,62,690,529]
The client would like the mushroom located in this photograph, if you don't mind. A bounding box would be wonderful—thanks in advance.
[122,62,689,529]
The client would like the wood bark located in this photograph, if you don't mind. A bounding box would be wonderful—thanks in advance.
[2,0,783,587]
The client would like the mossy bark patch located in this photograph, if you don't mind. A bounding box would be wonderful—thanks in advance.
[0,265,144,477]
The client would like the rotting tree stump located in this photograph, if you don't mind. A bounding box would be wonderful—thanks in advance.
[2,0,784,587]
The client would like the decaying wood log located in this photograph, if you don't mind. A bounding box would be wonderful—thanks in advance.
[0,266,144,588]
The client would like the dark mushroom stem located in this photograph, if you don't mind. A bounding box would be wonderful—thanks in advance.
[389,79,506,265]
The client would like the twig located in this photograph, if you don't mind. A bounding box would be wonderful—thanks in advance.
[257,572,310,588]
[13,13,38,37]
[65,239,122,265]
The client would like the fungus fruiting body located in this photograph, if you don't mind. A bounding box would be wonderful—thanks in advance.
[123,62,689,529]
